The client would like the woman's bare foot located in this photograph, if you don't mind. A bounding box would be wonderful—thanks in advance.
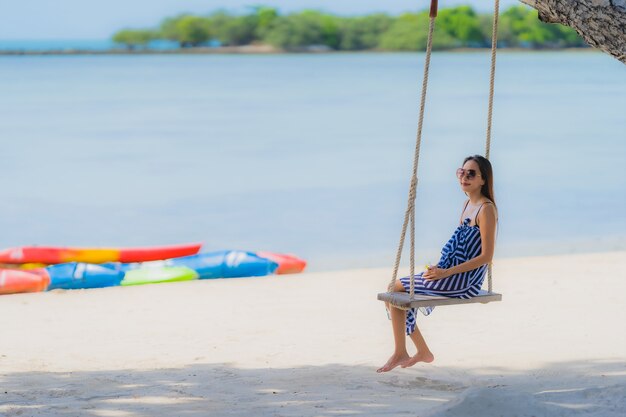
[377,352,411,373]
[401,350,435,368]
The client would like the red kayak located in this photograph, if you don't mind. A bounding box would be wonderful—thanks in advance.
[0,269,49,295]
[0,243,202,265]
[256,252,307,274]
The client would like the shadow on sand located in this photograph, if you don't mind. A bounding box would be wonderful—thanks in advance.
[1,359,625,417]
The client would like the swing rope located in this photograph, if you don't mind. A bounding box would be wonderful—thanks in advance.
[387,0,500,301]
[388,4,437,299]
[485,0,500,293]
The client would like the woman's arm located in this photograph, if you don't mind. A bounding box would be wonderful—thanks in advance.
[423,203,497,280]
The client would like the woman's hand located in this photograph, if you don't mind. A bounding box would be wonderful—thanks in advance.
[423,266,448,281]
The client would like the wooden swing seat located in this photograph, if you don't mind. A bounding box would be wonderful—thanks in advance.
[377,290,502,308]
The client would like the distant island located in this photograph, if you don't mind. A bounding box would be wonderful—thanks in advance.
[110,5,585,51]
[1,5,587,55]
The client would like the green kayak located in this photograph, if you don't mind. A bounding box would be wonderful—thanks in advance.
[121,266,198,286]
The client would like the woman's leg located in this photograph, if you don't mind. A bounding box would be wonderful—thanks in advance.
[377,280,411,373]
[403,324,435,368]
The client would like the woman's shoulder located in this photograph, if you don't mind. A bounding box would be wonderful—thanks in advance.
[477,200,498,222]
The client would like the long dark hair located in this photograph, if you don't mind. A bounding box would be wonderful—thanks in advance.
[464,155,496,207]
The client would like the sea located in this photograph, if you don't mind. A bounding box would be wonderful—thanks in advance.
[0,39,178,51]
[0,49,624,271]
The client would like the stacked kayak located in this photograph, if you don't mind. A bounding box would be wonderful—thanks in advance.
[0,243,202,264]
[45,263,125,290]
[122,267,198,286]
[0,244,307,295]
[177,251,280,278]
[115,251,280,279]
[0,269,49,295]
[257,252,306,274]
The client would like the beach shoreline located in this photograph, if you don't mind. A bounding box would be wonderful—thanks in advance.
[1,249,625,416]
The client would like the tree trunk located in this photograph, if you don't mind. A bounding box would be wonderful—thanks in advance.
[519,0,626,63]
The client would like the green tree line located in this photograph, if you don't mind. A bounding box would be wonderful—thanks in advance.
[112,5,584,51]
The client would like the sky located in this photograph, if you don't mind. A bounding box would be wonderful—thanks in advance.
[0,0,522,40]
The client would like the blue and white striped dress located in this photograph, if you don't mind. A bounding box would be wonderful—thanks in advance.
[399,207,489,335]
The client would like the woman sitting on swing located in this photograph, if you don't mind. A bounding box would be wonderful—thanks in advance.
[377,155,498,373]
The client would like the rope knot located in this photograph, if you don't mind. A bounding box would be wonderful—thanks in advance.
[408,176,418,201]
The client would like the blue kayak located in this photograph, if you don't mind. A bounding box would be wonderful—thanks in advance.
[105,250,278,279]
[46,262,125,290]
[167,250,278,279]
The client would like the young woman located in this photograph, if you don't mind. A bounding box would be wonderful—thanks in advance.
[377,155,498,373]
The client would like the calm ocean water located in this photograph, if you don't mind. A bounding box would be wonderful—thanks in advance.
[0,39,178,51]
[0,52,624,270]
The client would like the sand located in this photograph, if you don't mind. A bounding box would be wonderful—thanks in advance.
[1,251,625,417]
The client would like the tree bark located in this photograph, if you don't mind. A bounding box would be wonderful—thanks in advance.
[519,0,626,63]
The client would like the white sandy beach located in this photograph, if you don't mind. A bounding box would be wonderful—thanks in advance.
[1,251,625,417]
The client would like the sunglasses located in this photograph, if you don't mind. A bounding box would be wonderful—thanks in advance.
[456,168,482,180]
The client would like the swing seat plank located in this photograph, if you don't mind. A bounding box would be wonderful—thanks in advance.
[377,290,502,308]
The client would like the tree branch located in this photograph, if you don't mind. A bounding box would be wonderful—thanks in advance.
[519,0,626,63]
